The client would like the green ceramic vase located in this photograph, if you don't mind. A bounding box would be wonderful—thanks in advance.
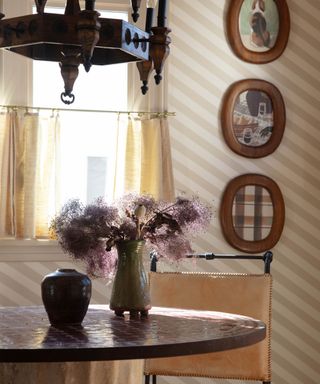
[110,240,151,317]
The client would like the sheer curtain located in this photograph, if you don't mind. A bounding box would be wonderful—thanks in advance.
[114,114,175,201]
[0,110,174,239]
[0,109,60,239]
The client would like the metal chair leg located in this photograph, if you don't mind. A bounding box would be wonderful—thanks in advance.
[145,374,150,384]
[152,374,157,384]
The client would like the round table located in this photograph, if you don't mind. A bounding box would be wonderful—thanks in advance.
[0,305,266,363]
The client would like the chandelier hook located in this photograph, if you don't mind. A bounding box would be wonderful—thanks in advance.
[60,92,75,105]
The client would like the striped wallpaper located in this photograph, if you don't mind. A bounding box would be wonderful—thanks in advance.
[0,1,319,384]
[164,1,320,384]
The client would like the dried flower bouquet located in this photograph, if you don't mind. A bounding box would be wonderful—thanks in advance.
[51,193,213,277]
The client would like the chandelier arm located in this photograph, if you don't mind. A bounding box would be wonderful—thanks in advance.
[59,51,81,105]
[157,0,167,27]
[35,0,48,15]
[132,38,150,43]
[131,0,142,23]
[149,26,171,85]
[77,8,101,72]
[145,7,154,33]
[85,0,96,11]
[64,0,81,15]
[136,60,153,95]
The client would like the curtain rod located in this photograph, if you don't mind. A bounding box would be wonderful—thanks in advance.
[0,104,176,117]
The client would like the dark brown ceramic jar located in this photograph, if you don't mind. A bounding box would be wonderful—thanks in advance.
[41,268,91,326]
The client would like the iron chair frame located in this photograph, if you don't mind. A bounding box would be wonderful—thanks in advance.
[145,250,273,384]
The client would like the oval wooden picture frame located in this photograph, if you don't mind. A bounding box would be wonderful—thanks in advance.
[221,79,286,158]
[226,0,290,64]
[220,174,285,253]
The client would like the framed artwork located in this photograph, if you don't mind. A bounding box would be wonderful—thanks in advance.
[220,174,285,253]
[226,0,290,64]
[221,79,286,158]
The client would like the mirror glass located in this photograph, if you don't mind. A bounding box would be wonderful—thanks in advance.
[233,90,273,147]
[232,184,273,241]
[238,0,279,52]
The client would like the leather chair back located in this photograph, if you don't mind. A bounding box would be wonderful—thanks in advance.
[144,272,272,382]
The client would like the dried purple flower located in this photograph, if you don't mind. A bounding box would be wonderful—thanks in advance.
[84,197,119,223]
[84,244,117,278]
[118,217,138,240]
[116,193,157,218]
[172,196,213,233]
[150,233,193,261]
[51,194,213,278]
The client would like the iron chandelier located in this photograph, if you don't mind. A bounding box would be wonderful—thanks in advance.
[0,0,171,104]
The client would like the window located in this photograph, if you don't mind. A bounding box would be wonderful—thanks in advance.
[0,1,131,251]
[32,6,128,205]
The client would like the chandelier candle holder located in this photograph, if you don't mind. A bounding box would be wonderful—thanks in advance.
[0,0,171,104]
[136,0,171,94]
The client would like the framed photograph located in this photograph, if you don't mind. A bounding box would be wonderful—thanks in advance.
[226,0,290,64]
[220,174,285,253]
[221,79,286,158]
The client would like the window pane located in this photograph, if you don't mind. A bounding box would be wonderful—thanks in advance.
[58,112,119,204]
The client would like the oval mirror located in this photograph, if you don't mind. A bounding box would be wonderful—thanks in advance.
[220,174,285,253]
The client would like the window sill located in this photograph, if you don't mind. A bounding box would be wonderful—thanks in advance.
[0,239,68,262]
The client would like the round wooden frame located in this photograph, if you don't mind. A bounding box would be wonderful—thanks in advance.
[226,0,290,64]
[221,79,286,158]
[220,174,285,253]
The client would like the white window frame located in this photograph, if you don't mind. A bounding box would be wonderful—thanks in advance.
[0,0,140,262]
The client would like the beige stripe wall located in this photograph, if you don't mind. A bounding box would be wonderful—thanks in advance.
[0,1,318,384]
[162,1,320,384]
